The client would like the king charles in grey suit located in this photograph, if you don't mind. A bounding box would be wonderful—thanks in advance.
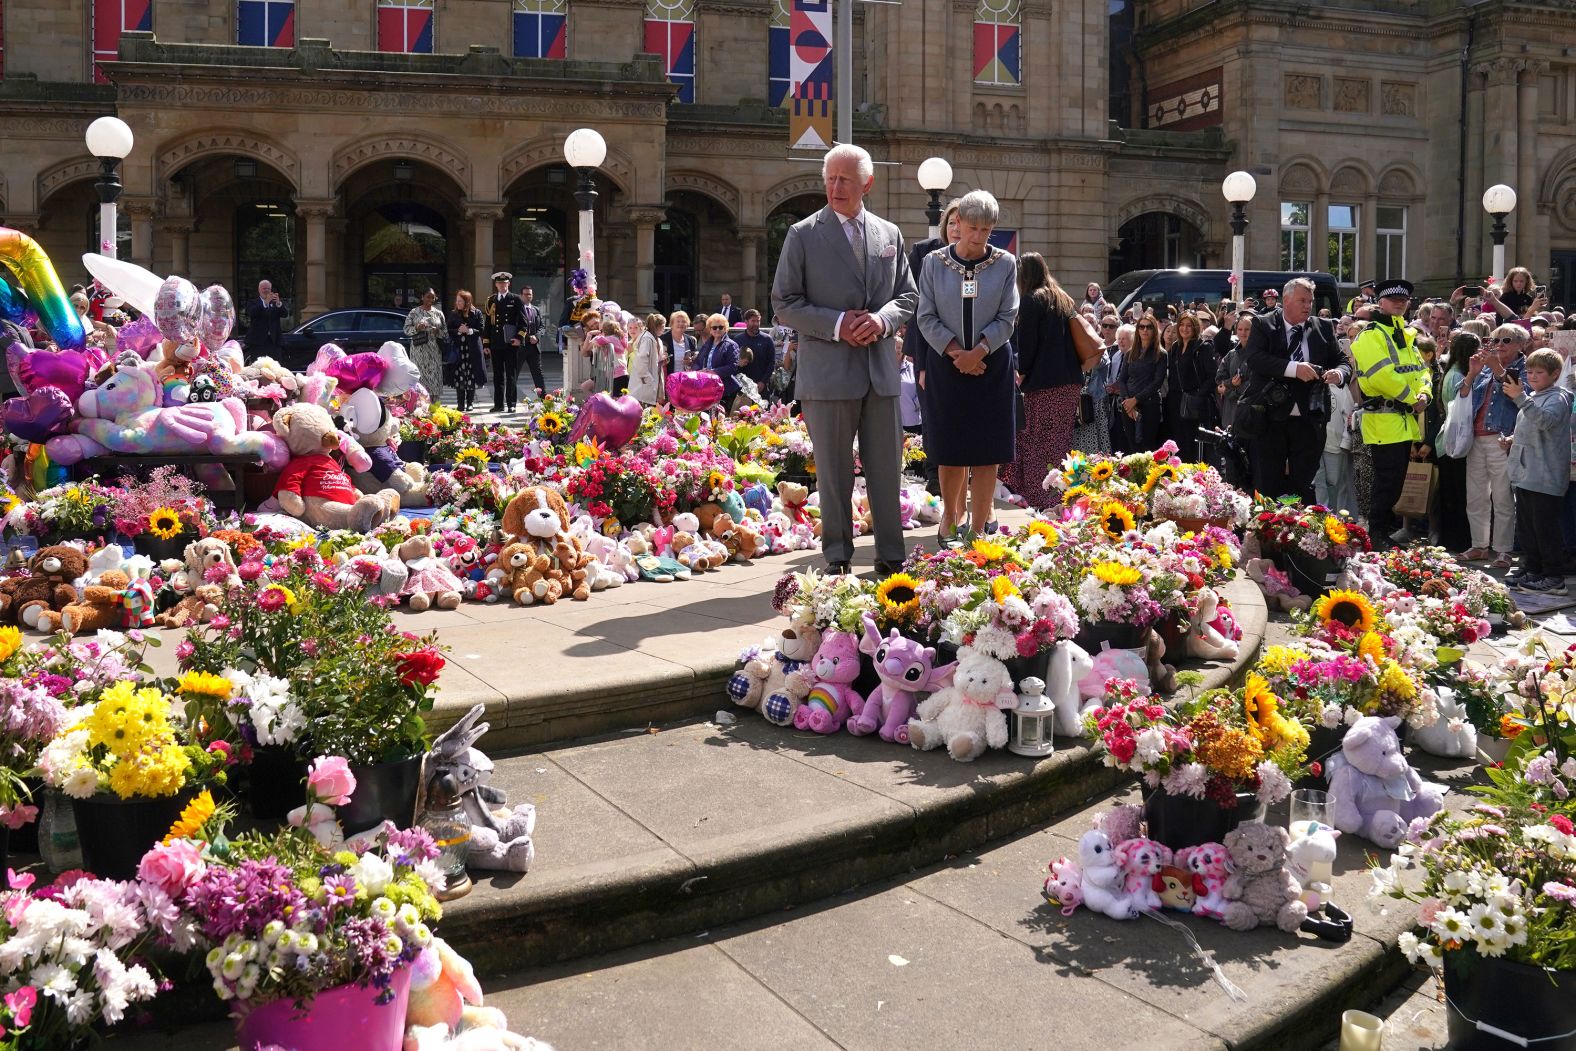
[771,144,918,573]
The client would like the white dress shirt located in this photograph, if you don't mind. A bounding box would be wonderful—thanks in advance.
[832,207,889,342]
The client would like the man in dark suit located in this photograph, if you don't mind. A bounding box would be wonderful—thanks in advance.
[243,279,288,360]
[1239,277,1351,501]
[716,294,743,327]
[519,285,546,399]
[483,271,526,413]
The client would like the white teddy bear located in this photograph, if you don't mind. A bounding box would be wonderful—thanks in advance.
[907,646,1016,761]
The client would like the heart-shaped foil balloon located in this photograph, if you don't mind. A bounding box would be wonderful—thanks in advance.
[567,392,644,450]
[197,284,235,349]
[665,371,724,412]
[2,386,74,442]
[153,276,202,343]
[324,352,390,395]
[116,314,164,358]
[6,343,100,401]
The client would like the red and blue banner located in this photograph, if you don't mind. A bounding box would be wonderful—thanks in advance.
[988,228,1018,255]
[377,0,433,54]
[789,0,832,150]
[93,0,152,82]
[972,22,1019,85]
[513,0,566,59]
[238,0,294,47]
[643,10,695,104]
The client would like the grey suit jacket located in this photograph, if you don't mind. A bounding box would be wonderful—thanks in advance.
[770,205,919,401]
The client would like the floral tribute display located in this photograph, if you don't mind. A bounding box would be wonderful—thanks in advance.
[1250,499,1371,564]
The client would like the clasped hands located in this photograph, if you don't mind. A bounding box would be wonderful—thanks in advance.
[944,339,989,377]
[1293,362,1343,385]
[837,309,886,347]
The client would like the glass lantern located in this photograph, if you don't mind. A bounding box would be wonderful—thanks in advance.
[418,771,473,900]
[1009,675,1056,757]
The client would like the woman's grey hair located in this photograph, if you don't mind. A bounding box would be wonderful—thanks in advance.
[1491,322,1531,344]
[822,143,873,181]
[955,189,999,227]
[1282,276,1315,298]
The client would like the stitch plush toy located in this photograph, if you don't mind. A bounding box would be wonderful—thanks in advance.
[1186,587,1241,662]
[271,402,400,532]
[1114,837,1172,912]
[1042,856,1084,916]
[1326,715,1447,848]
[397,535,465,612]
[727,619,822,723]
[1077,829,1138,920]
[37,569,129,636]
[1220,823,1309,933]
[907,646,1015,761]
[850,612,957,743]
[787,630,862,734]
[1174,842,1231,920]
[0,545,87,629]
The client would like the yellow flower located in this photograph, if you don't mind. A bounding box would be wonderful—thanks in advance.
[1313,589,1376,634]
[1099,502,1135,541]
[1092,561,1142,587]
[875,573,922,620]
[84,683,171,756]
[706,470,728,493]
[0,625,20,664]
[1062,485,1092,507]
[1357,631,1387,664]
[1196,726,1263,781]
[1380,660,1417,701]
[0,493,19,515]
[536,411,566,434]
[1027,520,1060,546]
[972,538,1009,562]
[178,671,233,702]
[164,789,217,843]
[1257,645,1310,679]
[454,447,490,469]
[991,576,1021,604]
[1242,674,1279,742]
[1324,516,1349,545]
[1090,461,1115,482]
[64,487,90,505]
[1143,464,1181,492]
[1500,714,1525,740]
[147,506,184,540]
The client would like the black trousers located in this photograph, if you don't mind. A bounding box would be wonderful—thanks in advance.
[491,344,519,409]
[1516,487,1563,577]
[520,339,546,395]
[1367,440,1414,545]
[1252,413,1324,503]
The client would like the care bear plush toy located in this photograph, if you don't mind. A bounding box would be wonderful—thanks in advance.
[907,646,1016,761]
[1326,715,1447,848]
[787,629,862,734]
[270,402,400,532]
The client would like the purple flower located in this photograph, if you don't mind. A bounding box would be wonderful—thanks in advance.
[384,826,439,865]
[182,857,305,940]
[1545,881,1576,905]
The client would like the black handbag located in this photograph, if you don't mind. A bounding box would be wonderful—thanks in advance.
[1077,390,1096,427]
[1179,391,1212,423]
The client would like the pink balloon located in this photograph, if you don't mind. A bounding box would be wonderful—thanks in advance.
[197,284,235,349]
[2,386,74,442]
[116,315,164,358]
[666,371,724,412]
[154,276,201,343]
[324,352,390,395]
[568,392,643,451]
[6,343,102,402]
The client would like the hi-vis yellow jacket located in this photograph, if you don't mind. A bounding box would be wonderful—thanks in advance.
[1352,315,1426,445]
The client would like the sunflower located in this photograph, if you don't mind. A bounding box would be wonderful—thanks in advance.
[1314,589,1376,633]
[1090,461,1115,483]
[1357,631,1387,664]
[147,506,184,540]
[1027,520,1060,546]
[972,538,1009,562]
[1324,516,1349,545]
[991,575,1021,604]
[536,411,567,435]
[0,492,19,515]
[1062,485,1093,506]
[455,447,490,470]
[1242,673,1279,742]
[1092,561,1143,586]
[178,671,233,702]
[875,572,922,621]
[706,470,729,494]
[1143,464,1182,492]
[0,625,19,664]
[1099,502,1136,541]
[163,789,216,844]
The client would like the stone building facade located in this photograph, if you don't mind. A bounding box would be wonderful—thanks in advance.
[0,0,1573,322]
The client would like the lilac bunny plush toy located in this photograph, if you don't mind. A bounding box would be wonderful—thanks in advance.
[849,612,957,743]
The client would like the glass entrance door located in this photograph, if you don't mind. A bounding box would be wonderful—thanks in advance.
[364,269,444,312]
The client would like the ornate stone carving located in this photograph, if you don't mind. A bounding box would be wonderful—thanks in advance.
[332,136,469,191]
[1279,164,1320,196]
[1379,168,1418,197]
[1112,194,1213,240]
[0,116,93,138]
[1284,75,1322,110]
[37,158,100,202]
[625,207,669,226]
[1330,167,1368,195]
[292,197,338,220]
[665,171,742,221]
[115,83,668,122]
[462,201,507,222]
[1333,78,1370,114]
[762,174,826,214]
[156,132,301,186]
[1485,58,1525,87]
[498,137,638,196]
[1380,81,1416,118]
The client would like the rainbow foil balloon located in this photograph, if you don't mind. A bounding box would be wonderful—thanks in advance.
[0,227,85,350]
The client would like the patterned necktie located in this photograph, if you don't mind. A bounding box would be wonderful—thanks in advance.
[846,216,864,267]
[1288,323,1305,363]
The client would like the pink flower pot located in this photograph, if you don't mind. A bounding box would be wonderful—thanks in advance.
[235,964,412,1051]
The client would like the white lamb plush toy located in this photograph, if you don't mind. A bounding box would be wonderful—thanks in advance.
[907,646,1016,761]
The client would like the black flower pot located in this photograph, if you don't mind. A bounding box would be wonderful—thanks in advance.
[245,745,309,821]
[337,755,424,834]
[0,826,8,881]
[9,778,42,855]
[1294,724,1349,790]
[1444,947,1576,1050]
[1276,548,1341,598]
[1074,619,1146,653]
[133,530,193,563]
[1142,787,1265,853]
[72,787,199,880]
[397,439,431,464]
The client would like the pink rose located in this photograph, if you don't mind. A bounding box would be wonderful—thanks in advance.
[307,755,357,807]
[137,838,206,895]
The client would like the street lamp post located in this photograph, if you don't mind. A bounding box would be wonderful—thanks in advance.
[564,128,607,289]
[1482,184,1517,284]
[916,157,953,241]
[1222,171,1256,300]
[85,116,134,260]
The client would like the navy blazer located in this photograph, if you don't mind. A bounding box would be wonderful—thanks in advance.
[697,336,742,396]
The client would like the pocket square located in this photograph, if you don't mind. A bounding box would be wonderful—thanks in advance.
[881,244,897,258]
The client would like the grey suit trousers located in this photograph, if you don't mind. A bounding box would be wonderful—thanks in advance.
[801,393,905,565]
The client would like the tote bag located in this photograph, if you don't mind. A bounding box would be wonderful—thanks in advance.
[1440,392,1474,459]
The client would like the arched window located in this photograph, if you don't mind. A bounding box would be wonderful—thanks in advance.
[236,202,295,306]
[238,0,294,46]
[513,0,566,57]
[654,208,696,313]
[510,206,567,311]
[973,0,1019,87]
[92,0,152,83]
[377,0,433,53]
[643,0,695,103]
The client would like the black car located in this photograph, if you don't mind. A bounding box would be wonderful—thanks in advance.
[1103,269,1342,319]
[270,309,411,371]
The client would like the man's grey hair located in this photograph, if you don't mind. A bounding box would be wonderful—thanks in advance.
[1282,276,1315,298]
[955,189,1000,227]
[822,143,874,181]
[1491,322,1531,344]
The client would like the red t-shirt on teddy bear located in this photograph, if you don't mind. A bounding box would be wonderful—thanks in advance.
[274,454,359,503]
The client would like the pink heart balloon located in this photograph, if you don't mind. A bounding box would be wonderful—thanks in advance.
[324,352,390,395]
[6,343,101,401]
[569,392,643,451]
[2,386,74,442]
[666,371,724,412]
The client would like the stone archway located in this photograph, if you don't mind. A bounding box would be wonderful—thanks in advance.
[1109,195,1209,278]
[155,130,303,193]
[1112,193,1212,247]
[331,132,472,197]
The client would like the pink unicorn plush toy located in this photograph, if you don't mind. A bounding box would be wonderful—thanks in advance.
[849,612,956,743]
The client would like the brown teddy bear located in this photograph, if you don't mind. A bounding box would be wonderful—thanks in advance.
[499,487,591,602]
[0,545,88,630]
[775,480,821,538]
[493,541,553,605]
[1221,823,1309,933]
[156,582,224,629]
[38,569,129,636]
[270,402,400,532]
[710,513,764,563]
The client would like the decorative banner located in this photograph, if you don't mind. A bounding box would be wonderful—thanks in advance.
[92,0,152,83]
[972,0,1020,86]
[1146,66,1224,131]
[789,0,833,151]
[238,0,295,47]
[988,229,1018,255]
[513,0,566,59]
[644,0,695,104]
[768,0,790,107]
[377,0,434,54]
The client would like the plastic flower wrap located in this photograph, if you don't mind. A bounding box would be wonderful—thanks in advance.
[1149,464,1251,528]
[37,680,225,800]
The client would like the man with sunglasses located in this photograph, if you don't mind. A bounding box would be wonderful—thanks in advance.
[1352,279,1432,550]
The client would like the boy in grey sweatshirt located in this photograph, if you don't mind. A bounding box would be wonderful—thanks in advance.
[1507,347,1574,594]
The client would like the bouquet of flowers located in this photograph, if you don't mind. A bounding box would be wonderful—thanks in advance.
[397,404,467,445]
[566,452,672,529]
[0,666,66,830]
[1292,590,1438,726]
[108,465,215,540]
[4,482,118,540]
[423,466,513,516]
[1250,500,1370,562]
[1074,554,1171,629]
[1148,465,1251,529]
[527,396,576,446]
[773,570,877,635]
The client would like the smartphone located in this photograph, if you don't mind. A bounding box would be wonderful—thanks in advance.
[1461,286,1481,297]
[1536,285,1549,295]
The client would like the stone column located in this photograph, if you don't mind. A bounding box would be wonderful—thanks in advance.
[294,198,337,320]
[1519,62,1548,278]
[629,207,664,314]
[1361,192,1378,287]
[160,220,196,278]
[464,202,506,295]
[1464,64,1487,279]
[123,198,157,271]
[1485,59,1522,274]
[1312,190,1330,275]
[738,227,766,315]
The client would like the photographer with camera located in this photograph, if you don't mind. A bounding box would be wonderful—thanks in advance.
[244,279,288,359]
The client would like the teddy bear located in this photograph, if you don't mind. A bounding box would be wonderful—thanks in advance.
[1144,629,1177,695]
[1220,823,1309,933]
[0,545,88,629]
[852,612,956,743]
[907,646,1016,761]
[1186,587,1241,662]
[1114,837,1172,912]
[1246,557,1313,612]
[492,542,556,606]
[1326,715,1447,848]
[584,532,638,584]
[340,386,430,506]
[785,629,862,734]
[397,535,465,612]
[270,402,400,532]
[710,512,766,562]
[671,512,728,571]
[156,581,224,629]
[1174,842,1231,920]
[727,619,822,724]
[1076,829,1139,920]
[182,536,239,589]
[37,568,129,636]
[1042,856,1084,916]
[498,487,590,602]
[775,479,820,538]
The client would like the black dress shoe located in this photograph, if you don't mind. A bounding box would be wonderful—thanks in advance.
[490,405,503,414]
[826,561,851,576]
[874,559,903,577]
